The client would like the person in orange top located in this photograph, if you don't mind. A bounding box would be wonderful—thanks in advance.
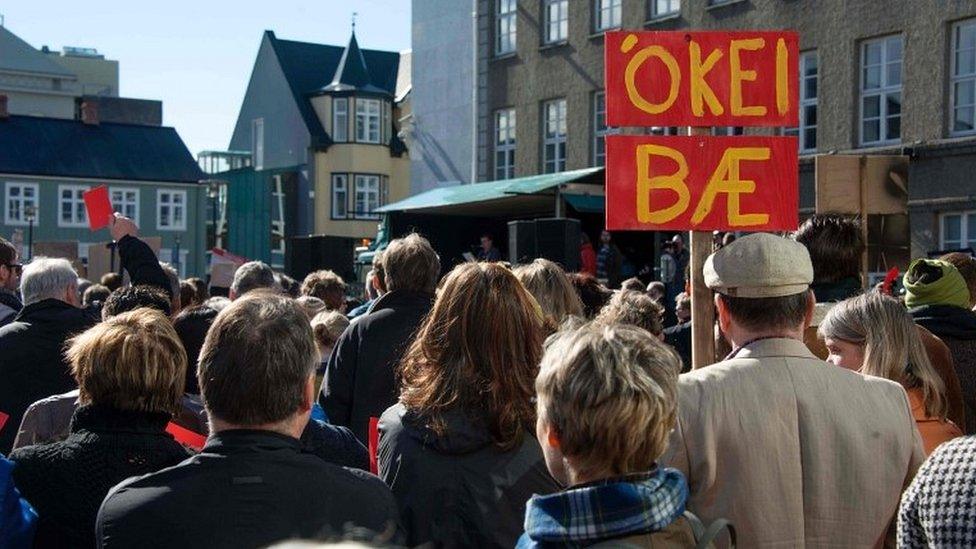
[819,292,962,455]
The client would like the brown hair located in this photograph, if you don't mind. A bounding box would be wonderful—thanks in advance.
[794,214,864,284]
[301,270,347,311]
[620,277,645,292]
[595,290,664,336]
[180,280,197,310]
[398,262,544,449]
[513,258,583,331]
[383,233,441,294]
[68,308,186,415]
[0,236,15,265]
[719,291,812,332]
[941,252,976,306]
[100,272,122,292]
[568,273,612,319]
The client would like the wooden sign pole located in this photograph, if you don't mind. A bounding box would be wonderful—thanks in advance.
[688,127,716,369]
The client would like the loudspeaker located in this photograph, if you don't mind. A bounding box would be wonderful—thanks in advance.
[508,220,536,265]
[286,235,356,282]
[534,218,581,272]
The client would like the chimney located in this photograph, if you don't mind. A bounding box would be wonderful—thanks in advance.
[0,95,8,120]
[81,100,99,125]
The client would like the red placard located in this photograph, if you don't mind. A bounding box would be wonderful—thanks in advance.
[165,422,207,452]
[0,411,8,433]
[605,134,798,232]
[83,185,114,231]
[368,417,379,475]
[605,31,799,127]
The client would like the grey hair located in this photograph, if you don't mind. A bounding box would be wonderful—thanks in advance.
[21,257,78,306]
[159,262,180,297]
[231,261,277,297]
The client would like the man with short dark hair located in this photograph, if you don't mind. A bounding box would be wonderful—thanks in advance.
[664,233,924,547]
[477,233,501,262]
[101,286,172,319]
[96,293,400,548]
[794,214,864,302]
[663,292,692,371]
[0,236,22,326]
[229,261,276,299]
[321,233,440,443]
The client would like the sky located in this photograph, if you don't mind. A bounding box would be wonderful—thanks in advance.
[3,0,411,157]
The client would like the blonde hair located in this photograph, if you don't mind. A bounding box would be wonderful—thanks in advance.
[311,310,350,349]
[513,258,584,331]
[594,290,665,336]
[536,322,681,479]
[68,308,187,415]
[296,295,327,319]
[819,292,948,419]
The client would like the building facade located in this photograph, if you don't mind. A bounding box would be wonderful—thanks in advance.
[416,0,976,257]
[228,30,411,246]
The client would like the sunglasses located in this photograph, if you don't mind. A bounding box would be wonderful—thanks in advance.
[2,263,22,275]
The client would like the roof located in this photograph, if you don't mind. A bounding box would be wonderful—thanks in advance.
[266,31,402,139]
[321,32,387,94]
[0,26,76,78]
[0,115,205,183]
[376,167,604,216]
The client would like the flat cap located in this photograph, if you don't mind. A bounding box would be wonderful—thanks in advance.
[704,233,813,298]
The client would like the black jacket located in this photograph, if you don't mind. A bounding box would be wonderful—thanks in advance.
[320,290,434,443]
[0,299,98,453]
[0,288,22,327]
[10,405,189,548]
[96,430,401,549]
[117,234,173,298]
[378,404,560,548]
[664,321,692,373]
[911,303,976,433]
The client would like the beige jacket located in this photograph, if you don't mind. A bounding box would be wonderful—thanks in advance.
[664,338,925,548]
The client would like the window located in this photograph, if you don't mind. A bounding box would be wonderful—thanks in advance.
[333,97,348,142]
[495,109,517,179]
[543,98,567,173]
[355,98,382,143]
[110,188,139,224]
[251,118,264,170]
[157,190,187,231]
[58,185,88,227]
[594,0,621,31]
[496,0,517,55]
[651,0,680,17]
[331,174,348,219]
[860,35,902,146]
[544,0,568,44]
[784,51,818,151]
[593,91,612,166]
[951,19,976,135]
[941,211,976,250]
[712,127,744,136]
[4,182,39,226]
[648,126,679,135]
[354,175,383,219]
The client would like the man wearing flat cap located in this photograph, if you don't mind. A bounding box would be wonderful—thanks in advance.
[663,233,924,547]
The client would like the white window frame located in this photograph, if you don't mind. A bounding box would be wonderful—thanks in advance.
[496,0,517,55]
[333,97,348,142]
[951,19,976,136]
[784,50,818,152]
[712,127,744,136]
[543,98,567,173]
[110,187,140,226]
[594,0,621,32]
[859,35,903,146]
[4,182,39,227]
[939,211,976,251]
[544,0,568,44]
[648,126,679,136]
[251,118,264,170]
[355,98,382,144]
[58,184,88,228]
[495,108,516,180]
[354,174,382,220]
[650,0,680,18]
[157,189,187,231]
[331,174,348,219]
[593,91,616,166]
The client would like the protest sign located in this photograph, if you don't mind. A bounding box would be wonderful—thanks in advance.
[83,185,113,231]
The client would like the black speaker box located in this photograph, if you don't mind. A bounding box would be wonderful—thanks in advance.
[508,220,537,265]
[534,218,581,272]
[286,235,356,282]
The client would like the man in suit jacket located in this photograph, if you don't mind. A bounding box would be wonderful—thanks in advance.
[664,233,925,547]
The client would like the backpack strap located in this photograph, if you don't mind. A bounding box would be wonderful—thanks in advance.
[683,510,736,549]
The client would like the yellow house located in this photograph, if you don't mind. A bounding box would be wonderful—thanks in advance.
[308,32,410,239]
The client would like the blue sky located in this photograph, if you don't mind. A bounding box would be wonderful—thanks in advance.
[3,0,411,156]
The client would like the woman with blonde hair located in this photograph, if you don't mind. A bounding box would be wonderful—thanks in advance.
[378,262,559,548]
[513,258,583,331]
[819,292,961,454]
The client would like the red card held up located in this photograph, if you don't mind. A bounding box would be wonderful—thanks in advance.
[83,185,113,231]
[0,411,9,434]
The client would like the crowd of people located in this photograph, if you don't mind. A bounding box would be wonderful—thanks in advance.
[1,211,975,548]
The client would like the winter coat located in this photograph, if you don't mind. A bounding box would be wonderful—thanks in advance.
[10,405,189,548]
[0,288,22,327]
[96,429,401,549]
[320,290,434,444]
[910,303,976,434]
[0,455,36,549]
[378,403,560,548]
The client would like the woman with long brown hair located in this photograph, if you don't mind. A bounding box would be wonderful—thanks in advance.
[378,262,559,548]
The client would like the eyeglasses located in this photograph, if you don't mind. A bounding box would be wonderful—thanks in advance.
[1,263,22,275]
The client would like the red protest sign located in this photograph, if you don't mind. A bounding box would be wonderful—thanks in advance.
[605,134,799,232]
[166,422,207,452]
[605,31,799,127]
[83,185,113,231]
[0,411,8,433]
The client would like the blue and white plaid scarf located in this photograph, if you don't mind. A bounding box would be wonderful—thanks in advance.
[517,468,688,548]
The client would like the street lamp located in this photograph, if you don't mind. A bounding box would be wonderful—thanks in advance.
[205,180,222,251]
[24,205,35,261]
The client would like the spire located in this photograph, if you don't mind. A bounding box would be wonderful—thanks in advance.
[328,29,371,90]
